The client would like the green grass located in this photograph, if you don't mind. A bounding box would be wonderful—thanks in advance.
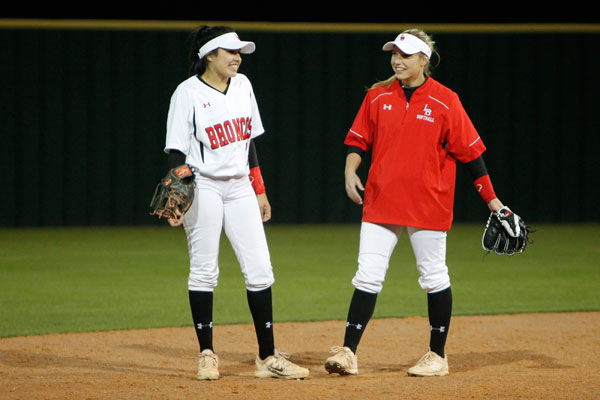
[0,223,598,338]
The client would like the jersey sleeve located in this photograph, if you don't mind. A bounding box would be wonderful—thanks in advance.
[243,76,265,139]
[164,85,193,155]
[445,94,486,163]
[344,92,375,151]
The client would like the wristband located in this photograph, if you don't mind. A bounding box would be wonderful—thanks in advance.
[473,174,496,203]
[249,166,266,195]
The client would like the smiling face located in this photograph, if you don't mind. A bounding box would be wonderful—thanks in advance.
[390,47,428,88]
[202,48,242,89]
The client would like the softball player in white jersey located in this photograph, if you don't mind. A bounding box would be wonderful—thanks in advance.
[162,25,308,380]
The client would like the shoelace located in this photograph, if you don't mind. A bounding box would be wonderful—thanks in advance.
[200,352,218,368]
[417,351,439,366]
[268,351,292,369]
[330,346,344,353]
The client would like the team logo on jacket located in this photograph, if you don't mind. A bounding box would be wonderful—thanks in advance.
[416,104,435,123]
[205,117,253,149]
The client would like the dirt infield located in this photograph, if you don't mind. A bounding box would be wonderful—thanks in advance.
[1,312,598,399]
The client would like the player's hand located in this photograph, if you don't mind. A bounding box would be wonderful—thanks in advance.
[345,171,364,205]
[167,209,184,227]
[257,193,271,222]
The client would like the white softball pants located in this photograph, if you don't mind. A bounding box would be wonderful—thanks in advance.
[183,174,274,292]
[352,222,450,294]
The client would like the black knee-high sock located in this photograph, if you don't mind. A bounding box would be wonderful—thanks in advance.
[427,286,452,358]
[343,289,378,353]
[247,287,275,360]
[189,290,214,352]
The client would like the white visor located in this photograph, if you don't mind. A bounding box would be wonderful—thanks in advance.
[198,32,256,59]
[382,33,432,59]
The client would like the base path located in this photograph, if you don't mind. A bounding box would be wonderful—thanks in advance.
[1,312,598,399]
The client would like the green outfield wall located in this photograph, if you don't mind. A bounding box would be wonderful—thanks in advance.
[2,20,598,226]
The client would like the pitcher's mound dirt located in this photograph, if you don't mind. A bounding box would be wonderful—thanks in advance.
[1,312,598,399]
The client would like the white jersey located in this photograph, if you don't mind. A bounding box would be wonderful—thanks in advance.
[164,73,265,179]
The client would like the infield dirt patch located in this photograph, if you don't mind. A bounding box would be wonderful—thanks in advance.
[1,312,598,399]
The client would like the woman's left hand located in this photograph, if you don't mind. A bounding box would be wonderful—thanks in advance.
[257,193,271,222]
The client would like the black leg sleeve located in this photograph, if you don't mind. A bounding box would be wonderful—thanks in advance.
[343,289,378,353]
[189,290,214,352]
[247,287,275,360]
[427,287,453,357]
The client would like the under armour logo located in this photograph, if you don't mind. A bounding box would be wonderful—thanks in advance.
[265,321,272,329]
[430,325,445,333]
[383,104,392,111]
[347,322,363,330]
[197,322,213,330]
[203,102,211,108]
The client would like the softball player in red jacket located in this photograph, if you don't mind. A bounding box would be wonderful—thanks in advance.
[163,25,308,381]
[325,29,507,377]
